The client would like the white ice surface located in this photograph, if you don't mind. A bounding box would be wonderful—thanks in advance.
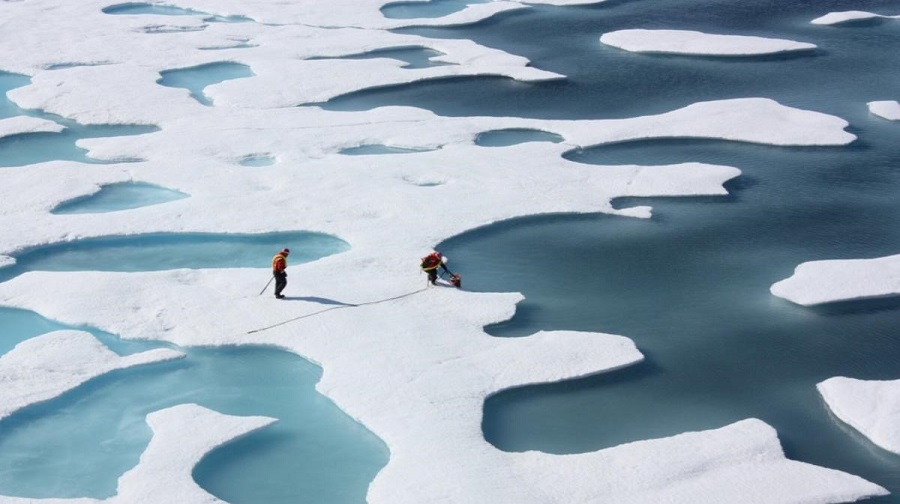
[600,29,816,56]
[819,377,900,455]
[869,100,900,121]
[0,330,183,420]
[770,254,900,306]
[812,11,900,26]
[0,116,64,140]
[0,0,887,503]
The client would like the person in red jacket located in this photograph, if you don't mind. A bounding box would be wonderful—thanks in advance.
[272,248,290,299]
[420,251,460,287]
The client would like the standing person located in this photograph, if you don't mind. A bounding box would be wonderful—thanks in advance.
[272,248,290,299]
[420,250,459,287]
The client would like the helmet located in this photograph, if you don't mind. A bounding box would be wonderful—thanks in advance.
[281,248,290,255]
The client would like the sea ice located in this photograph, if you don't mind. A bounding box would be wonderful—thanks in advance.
[811,11,900,26]
[770,254,900,306]
[818,377,900,455]
[0,330,183,420]
[600,29,816,56]
[869,100,900,121]
[0,0,888,503]
[0,116,64,140]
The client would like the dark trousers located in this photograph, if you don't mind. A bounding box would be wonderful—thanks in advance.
[274,271,287,297]
[427,265,446,284]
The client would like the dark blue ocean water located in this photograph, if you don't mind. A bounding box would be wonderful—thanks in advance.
[406,1,900,501]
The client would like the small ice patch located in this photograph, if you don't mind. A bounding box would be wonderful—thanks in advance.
[600,29,817,56]
[868,100,900,121]
[818,376,900,454]
[770,253,900,306]
[0,116,64,140]
[811,11,900,26]
[116,404,277,504]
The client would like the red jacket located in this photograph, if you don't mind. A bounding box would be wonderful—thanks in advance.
[420,252,442,271]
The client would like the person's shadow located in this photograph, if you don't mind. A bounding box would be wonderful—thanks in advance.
[282,296,357,306]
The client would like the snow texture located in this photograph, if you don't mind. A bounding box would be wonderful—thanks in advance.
[0,330,183,420]
[770,254,900,306]
[0,116,64,140]
[0,0,888,503]
[600,29,816,56]
[869,100,900,121]
[818,377,900,455]
[811,11,900,26]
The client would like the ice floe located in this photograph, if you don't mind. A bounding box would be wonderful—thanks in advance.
[812,11,900,26]
[0,0,887,503]
[0,404,276,504]
[818,377,900,455]
[869,100,900,121]
[600,29,816,56]
[770,254,900,306]
[0,116,64,140]
[0,330,183,420]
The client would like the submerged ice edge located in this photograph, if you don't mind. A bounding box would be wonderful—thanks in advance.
[0,331,183,420]
[0,117,64,140]
[773,252,900,459]
[0,404,276,504]
[869,101,900,121]
[818,377,900,455]
[812,11,900,26]
[0,1,891,504]
[770,253,900,307]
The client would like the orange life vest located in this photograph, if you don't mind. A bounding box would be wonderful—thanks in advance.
[272,253,287,272]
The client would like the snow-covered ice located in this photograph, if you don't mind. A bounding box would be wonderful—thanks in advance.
[0,0,890,503]
[869,100,900,121]
[812,11,900,26]
[818,377,900,455]
[600,29,816,56]
[0,116,64,141]
[0,330,183,420]
[770,254,900,306]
